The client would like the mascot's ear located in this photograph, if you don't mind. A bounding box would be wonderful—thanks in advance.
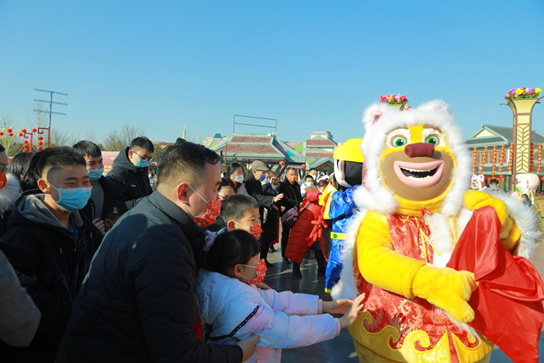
[362,102,395,131]
[417,99,451,115]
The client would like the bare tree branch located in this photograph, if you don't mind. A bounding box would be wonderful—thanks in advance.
[103,124,146,151]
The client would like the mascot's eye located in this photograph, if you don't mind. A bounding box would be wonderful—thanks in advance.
[393,137,406,147]
[426,136,438,145]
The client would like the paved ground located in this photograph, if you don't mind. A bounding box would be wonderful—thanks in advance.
[264,247,544,363]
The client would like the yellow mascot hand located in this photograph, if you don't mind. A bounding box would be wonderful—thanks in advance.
[463,190,520,252]
[412,265,476,323]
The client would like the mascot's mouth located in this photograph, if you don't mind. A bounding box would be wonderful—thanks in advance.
[393,160,444,188]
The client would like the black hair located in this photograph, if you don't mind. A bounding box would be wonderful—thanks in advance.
[304,175,314,181]
[0,143,5,153]
[157,141,219,187]
[206,229,260,275]
[105,201,128,224]
[318,179,328,188]
[227,162,244,177]
[309,168,317,172]
[220,177,231,188]
[73,140,102,158]
[489,178,499,186]
[223,194,260,223]
[20,147,86,191]
[129,136,154,152]
[8,152,35,180]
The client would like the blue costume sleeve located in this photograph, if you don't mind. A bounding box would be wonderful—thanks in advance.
[328,186,359,220]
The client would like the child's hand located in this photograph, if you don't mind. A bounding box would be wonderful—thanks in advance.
[322,299,353,315]
[339,293,366,329]
[256,282,271,290]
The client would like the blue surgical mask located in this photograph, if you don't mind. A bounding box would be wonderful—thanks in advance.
[259,173,266,182]
[49,183,92,213]
[88,167,104,181]
[135,159,149,168]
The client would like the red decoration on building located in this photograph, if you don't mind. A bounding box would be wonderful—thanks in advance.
[530,142,535,172]
[491,145,497,176]
[472,147,477,174]
[508,143,514,173]
[537,143,543,174]
[498,144,505,174]
[279,161,285,166]
[479,146,488,175]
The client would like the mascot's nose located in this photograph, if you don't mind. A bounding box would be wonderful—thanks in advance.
[404,143,435,158]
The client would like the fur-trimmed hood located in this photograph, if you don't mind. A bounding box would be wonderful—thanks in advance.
[0,173,22,216]
[356,100,471,217]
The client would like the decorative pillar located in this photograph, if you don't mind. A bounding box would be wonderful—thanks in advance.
[502,87,543,189]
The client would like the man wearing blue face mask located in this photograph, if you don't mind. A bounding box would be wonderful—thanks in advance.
[0,147,103,361]
[107,136,154,210]
[73,140,123,236]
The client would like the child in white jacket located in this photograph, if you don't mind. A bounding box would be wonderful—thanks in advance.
[196,229,364,363]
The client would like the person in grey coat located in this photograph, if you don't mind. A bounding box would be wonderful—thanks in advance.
[0,250,41,347]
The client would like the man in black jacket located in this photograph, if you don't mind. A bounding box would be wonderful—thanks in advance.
[107,136,154,209]
[73,140,123,235]
[244,161,283,266]
[57,141,258,363]
[0,147,102,361]
[279,167,303,274]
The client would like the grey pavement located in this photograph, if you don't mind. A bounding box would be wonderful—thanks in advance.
[264,247,543,363]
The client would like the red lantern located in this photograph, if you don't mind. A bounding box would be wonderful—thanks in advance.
[8,133,13,137]
[301,164,307,170]
[37,146,43,150]
[17,133,23,137]
[38,136,44,141]
[0,132,4,136]
[21,129,27,134]
[32,128,37,133]
[7,128,12,133]
[23,140,28,144]
[38,141,43,146]
[279,161,285,166]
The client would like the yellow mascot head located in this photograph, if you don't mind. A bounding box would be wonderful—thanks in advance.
[356,100,471,217]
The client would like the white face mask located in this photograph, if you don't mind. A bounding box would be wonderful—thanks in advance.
[234,175,244,183]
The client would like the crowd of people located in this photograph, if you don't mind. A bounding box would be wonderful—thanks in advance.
[0,137,363,363]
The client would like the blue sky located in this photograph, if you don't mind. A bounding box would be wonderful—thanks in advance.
[1,1,543,146]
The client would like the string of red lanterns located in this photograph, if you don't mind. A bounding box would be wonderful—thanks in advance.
[472,147,477,174]
[508,143,514,173]
[491,145,497,176]
[478,146,488,175]
[1,127,47,152]
[498,144,505,174]
[530,142,535,172]
[537,143,542,174]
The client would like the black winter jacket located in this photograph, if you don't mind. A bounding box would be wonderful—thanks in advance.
[0,191,102,360]
[278,180,302,212]
[80,175,123,221]
[244,173,274,208]
[57,191,243,363]
[106,147,152,209]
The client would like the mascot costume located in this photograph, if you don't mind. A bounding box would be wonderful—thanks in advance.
[332,100,544,362]
[320,138,363,292]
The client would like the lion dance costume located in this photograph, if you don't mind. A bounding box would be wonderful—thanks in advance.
[332,100,543,363]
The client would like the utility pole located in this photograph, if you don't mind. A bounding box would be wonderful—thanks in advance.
[33,88,68,147]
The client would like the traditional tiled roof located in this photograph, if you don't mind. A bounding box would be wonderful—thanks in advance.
[467,125,544,145]
[306,139,336,146]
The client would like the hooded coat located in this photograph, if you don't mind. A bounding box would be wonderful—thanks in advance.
[196,269,340,363]
[106,147,152,209]
[0,191,102,360]
[0,173,22,237]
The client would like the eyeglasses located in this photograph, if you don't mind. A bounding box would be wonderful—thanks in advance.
[133,151,153,162]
